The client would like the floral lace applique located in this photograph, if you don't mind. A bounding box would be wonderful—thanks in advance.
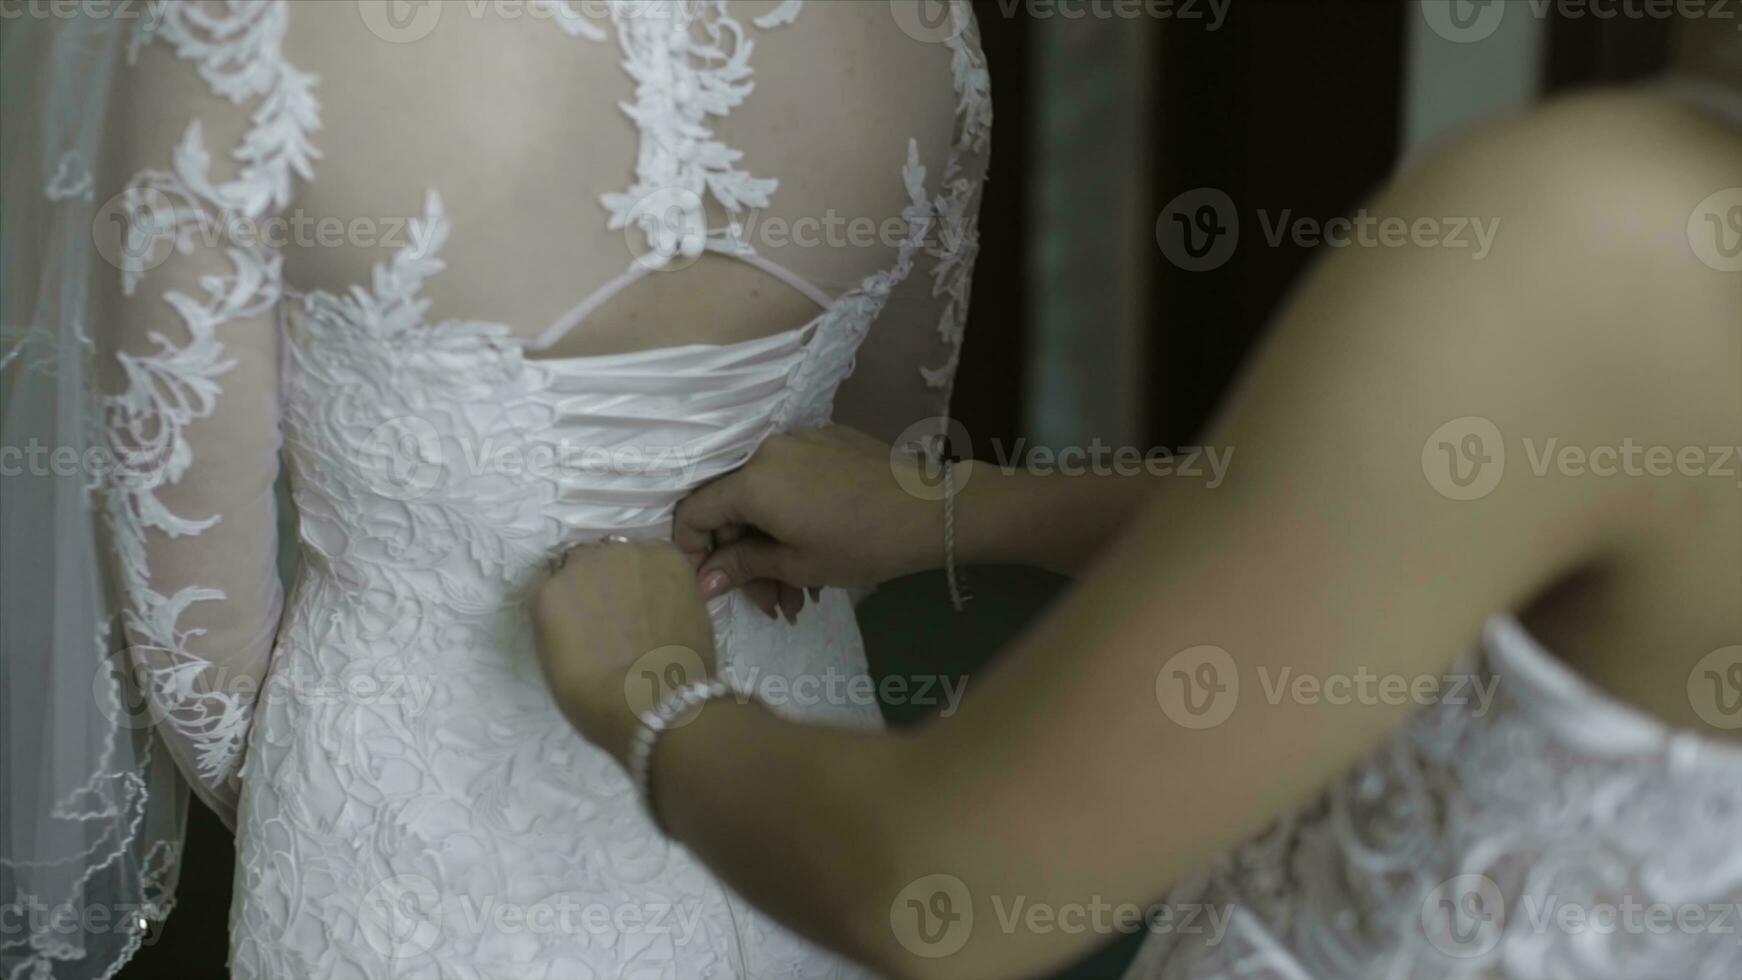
[921,2,993,392]
[598,1,790,266]
[105,0,319,807]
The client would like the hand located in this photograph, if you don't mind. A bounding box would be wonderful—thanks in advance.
[673,426,946,605]
[533,540,717,768]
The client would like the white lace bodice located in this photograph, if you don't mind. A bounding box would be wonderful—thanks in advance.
[233,191,914,974]
[1124,616,1742,980]
[15,2,991,977]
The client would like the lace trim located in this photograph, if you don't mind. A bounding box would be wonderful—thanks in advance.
[582,0,989,394]
[46,149,96,202]
[920,1,992,392]
[132,0,320,216]
[0,322,76,378]
[283,190,537,391]
[754,0,804,29]
[773,139,936,433]
[0,619,180,980]
[1125,617,1742,980]
[526,0,608,40]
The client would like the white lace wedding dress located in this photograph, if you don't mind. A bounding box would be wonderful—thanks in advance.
[8,2,989,978]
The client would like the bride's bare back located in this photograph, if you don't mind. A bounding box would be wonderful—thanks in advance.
[105,1,983,449]
[282,1,969,372]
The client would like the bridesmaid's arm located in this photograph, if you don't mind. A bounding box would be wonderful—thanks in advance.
[671,428,1174,588]
[543,90,1737,979]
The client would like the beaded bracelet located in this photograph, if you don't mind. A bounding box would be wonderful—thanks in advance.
[627,678,734,834]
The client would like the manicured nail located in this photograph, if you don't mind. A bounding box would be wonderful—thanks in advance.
[700,570,728,598]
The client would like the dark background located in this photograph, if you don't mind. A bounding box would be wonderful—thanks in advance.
[119,2,1680,977]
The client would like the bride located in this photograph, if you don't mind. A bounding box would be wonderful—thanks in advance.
[1,1,988,977]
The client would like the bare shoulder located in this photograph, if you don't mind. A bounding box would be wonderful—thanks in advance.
[1367,87,1740,711]
[1494,86,1739,160]
[1373,87,1740,397]
[1407,87,1741,275]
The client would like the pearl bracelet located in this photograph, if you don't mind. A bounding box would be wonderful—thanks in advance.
[627,678,734,835]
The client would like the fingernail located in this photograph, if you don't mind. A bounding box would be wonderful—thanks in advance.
[699,570,729,599]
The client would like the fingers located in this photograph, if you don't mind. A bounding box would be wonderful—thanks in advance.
[711,526,780,619]
[777,583,805,625]
[700,538,796,599]
[672,436,815,621]
[673,470,752,554]
[687,535,816,625]
[743,578,781,619]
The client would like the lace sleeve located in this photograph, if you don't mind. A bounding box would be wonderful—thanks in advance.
[831,2,991,444]
[92,2,313,828]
